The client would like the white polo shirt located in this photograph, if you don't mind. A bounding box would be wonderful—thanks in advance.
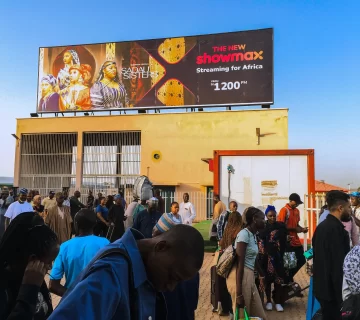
[5,201,34,221]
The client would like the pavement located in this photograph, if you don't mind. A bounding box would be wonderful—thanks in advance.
[48,253,309,319]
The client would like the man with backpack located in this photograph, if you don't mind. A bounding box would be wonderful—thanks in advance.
[48,224,205,320]
[277,193,308,282]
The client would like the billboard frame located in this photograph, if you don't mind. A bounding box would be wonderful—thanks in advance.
[36,27,274,114]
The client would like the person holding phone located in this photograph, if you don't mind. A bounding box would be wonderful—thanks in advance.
[277,193,308,283]
[0,212,59,320]
[226,207,267,319]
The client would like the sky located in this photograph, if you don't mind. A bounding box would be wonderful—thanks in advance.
[0,0,359,188]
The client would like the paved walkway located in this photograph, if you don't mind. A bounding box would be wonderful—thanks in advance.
[195,253,309,320]
[48,253,309,319]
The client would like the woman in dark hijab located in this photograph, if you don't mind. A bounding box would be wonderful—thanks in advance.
[0,212,59,319]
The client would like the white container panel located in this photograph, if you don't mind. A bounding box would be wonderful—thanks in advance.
[219,155,309,238]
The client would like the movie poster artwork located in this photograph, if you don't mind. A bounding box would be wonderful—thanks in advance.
[37,28,273,113]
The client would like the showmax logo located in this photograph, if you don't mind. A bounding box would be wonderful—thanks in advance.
[196,51,263,65]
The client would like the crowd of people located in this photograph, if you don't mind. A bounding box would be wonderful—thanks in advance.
[2,186,359,319]
[0,187,203,320]
[211,193,309,319]
[210,190,360,319]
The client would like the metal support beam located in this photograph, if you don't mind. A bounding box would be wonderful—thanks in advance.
[75,132,84,190]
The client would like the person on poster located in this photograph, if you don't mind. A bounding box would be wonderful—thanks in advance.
[59,64,92,111]
[90,61,129,109]
[57,50,80,90]
[38,75,60,112]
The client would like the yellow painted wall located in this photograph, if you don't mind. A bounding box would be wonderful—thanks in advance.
[14,109,288,191]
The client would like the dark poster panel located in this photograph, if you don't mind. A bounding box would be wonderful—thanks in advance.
[37,28,273,113]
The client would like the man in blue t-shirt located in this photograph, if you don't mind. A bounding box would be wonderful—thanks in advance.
[49,209,109,296]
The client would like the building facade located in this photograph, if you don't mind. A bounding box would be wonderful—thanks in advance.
[14,108,288,218]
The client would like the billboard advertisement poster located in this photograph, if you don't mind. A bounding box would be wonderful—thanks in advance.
[37,28,273,113]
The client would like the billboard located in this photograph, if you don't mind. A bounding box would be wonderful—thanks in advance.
[37,28,273,113]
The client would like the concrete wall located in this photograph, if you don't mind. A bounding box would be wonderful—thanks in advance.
[14,109,288,191]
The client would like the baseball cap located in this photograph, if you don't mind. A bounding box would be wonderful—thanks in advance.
[350,192,360,198]
[289,193,303,205]
[49,191,55,195]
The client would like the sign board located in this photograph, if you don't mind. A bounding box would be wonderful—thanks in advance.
[37,28,273,113]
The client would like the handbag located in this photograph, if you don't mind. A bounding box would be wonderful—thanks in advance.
[283,251,297,269]
[216,244,236,278]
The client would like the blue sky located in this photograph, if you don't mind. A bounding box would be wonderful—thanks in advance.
[0,0,359,188]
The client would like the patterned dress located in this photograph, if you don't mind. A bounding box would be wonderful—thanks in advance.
[90,82,129,109]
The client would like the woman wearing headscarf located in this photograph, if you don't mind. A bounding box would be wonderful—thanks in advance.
[0,212,59,319]
[258,205,288,312]
[90,61,129,109]
[57,50,80,90]
[59,64,92,111]
[152,212,200,320]
[107,194,126,242]
[38,75,60,112]
[33,195,45,218]
[106,195,115,210]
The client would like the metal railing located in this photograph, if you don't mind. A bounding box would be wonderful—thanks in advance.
[158,191,214,222]
[303,192,327,250]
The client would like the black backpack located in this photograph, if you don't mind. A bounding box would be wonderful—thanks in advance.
[342,294,360,320]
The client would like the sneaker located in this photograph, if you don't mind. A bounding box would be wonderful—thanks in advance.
[265,302,273,311]
[275,304,284,312]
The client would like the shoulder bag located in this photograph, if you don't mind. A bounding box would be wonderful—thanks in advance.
[216,243,236,278]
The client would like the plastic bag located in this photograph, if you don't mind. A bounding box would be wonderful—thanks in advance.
[234,307,250,320]
[283,251,297,269]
